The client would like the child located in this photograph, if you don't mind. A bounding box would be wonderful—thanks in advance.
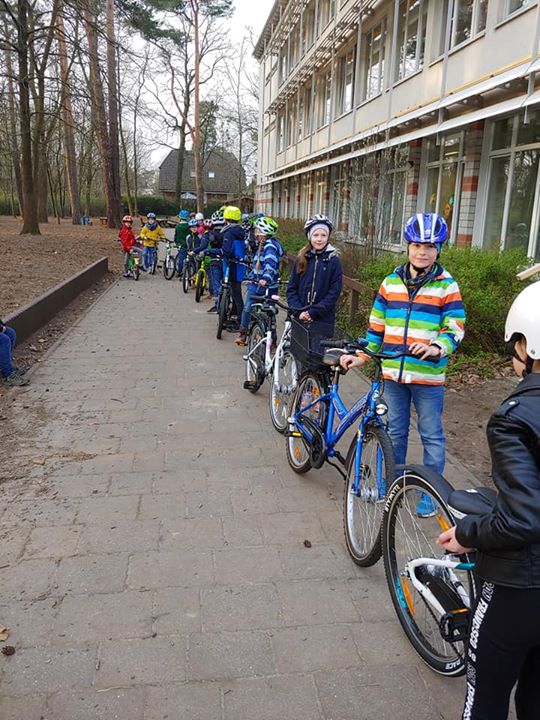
[118,215,136,277]
[139,212,165,271]
[235,216,283,346]
[0,320,28,386]
[221,206,247,329]
[438,280,540,720]
[174,209,190,275]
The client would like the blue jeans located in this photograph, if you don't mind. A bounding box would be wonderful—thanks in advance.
[209,261,222,300]
[0,326,16,377]
[384,380,446,475]
[176,247,186,274]
[143,246,157,270]
[240,284,267,330]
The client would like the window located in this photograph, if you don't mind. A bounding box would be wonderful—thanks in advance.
[286,100,297,147]
[424,132,464,242]
[380,147,409,245]
[318,0,335,31]
[336,48,355,116]
[483,111,540,259]
[298,95,304,142]
[303,84,313,136]
[302,0,316,53]
[362,20,386,101]
[208,171,215,179]
[438,0,487,53]
[316,69,331,128]
[278,43,288,84]
[395,0,428,82]
[504,0,533,17]
[277,111,284,152]
[290,24,300,70]
[331,163,347,227]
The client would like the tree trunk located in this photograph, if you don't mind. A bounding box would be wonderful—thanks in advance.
[37,155,49,222]
[83,5,116,228]
[18,0,40,235]
[4,41,24,216]
[106,0,122,227]
[57,5,81,224]
[176,116,188,204]
[192,0,204,212]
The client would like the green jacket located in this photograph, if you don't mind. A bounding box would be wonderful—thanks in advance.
[174,221,190,248]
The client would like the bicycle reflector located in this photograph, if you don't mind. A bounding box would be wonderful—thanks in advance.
[375,400,388,416]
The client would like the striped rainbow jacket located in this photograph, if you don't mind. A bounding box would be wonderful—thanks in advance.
[363,263,466,385]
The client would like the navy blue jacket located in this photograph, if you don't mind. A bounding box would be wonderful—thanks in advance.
[222,223,247,281]
[287,244,343,325]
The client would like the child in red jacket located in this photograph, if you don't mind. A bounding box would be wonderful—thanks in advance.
[119,215,136,276]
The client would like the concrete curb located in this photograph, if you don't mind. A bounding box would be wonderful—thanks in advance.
[4,257,109,343]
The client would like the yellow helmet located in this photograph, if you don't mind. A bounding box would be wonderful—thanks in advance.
[223,205,242,222]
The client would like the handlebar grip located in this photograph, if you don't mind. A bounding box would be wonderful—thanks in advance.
[320,339,345,349]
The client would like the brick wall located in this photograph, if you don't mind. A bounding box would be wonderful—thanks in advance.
[456,120,485,247]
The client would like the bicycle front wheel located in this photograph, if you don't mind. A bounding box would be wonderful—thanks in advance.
[382,470,475,677]
[150,250,157,275]
[245,321,266,393]
[182,265,190,293]
[216,287,229,340]
[269,349,298,433]
[343,424,395,567]
[163,253,175,279]
[195,271,205,303]
[286,372,327,474]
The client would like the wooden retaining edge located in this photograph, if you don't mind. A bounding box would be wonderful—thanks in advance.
[4,257,109,343]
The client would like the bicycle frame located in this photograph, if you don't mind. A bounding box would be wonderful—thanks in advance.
[404,556,475,617]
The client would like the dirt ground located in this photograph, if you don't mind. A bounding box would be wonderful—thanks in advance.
[0,215,515,487]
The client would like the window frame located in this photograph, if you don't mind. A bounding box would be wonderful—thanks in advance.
[361,18,387,103]
[503,0,535,19]
[395,0,428,83]
[451,0,488,49]
[335,46,356,117]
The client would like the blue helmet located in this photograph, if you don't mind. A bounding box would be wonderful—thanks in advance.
[256,212,265,218]
[178,209,189,219]
[403,213,448,247]
[188,219,198,227]
[147,212,157,220]
[242,213,249,222]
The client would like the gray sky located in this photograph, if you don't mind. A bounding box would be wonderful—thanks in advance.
[229,0,275,47]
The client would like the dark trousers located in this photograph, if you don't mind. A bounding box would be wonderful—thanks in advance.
[462,580,540,719]
[230,281,244,319]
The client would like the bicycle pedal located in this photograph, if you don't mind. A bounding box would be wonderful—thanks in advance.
[243,381,257,390]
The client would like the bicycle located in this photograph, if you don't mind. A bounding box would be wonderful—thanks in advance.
[216,259,250,340]
[182,251,197,294]
[125,248,141,280]
[163,239,177,280]
[286,331,414,567]
[194,254,210,303]
[144,244,158,275]
[381,465,495,677]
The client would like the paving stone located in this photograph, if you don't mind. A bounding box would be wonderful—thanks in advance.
[223,675,323,720]
[272,623,362,674]
[350,620,417,666]
[24,525,82,559]
[152,470,203,494]
[128,550,214,590]
[213,546,283,585]
[76,495,140,523]
[57,553,128,594]
[0,599,59,648]
[53,591,153,643]
[185,489,234,518]
[1,498,78,527]
[230,486,279,515]
[47,687,145,720]
[95,636,186,687]
[51,473,110,497]
[0,558,57,601]
[0,525,31,565]
[79,520,160,554]
[144,682,222,720]
[108,472,154,496]
[0,694,48,720]
[276,485,339,512]
[187,630,275,680]
[204,466,252,490]
[138,493,186,520]
[152,587,201,634]
[160,517,225,550]
[258,511,327,545]
[222,515,264,547]
[346,573,397,623]
[1,645,97,694]
[201,583,282,631]
[279,544,356,580]
[276,579,360,626]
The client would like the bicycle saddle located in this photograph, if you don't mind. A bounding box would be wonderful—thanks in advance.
[448,487,497,517]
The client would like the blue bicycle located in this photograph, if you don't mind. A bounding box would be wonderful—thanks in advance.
[286,319,411,567]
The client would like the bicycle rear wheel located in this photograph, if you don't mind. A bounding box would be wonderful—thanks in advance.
[163,253,175,279]
[150,249,157,275]
[216,286,229,340]
[286,372,327,474]
[343,424,395,567]
[245,321,266,393]
[195,270,205,303]
[382,469,475,677]
[269,349,298,433]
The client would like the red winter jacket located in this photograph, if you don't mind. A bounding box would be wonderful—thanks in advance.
[119,225,136,252]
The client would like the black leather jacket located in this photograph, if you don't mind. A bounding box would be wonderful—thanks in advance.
[456,373,540,588]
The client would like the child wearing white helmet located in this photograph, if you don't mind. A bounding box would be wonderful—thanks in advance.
[438,280,540,720]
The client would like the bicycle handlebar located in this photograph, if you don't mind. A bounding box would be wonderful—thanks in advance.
[319,338,440,363]
[270,295,311,315]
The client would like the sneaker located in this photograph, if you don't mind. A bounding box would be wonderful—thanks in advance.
[122,272,130,278]
[415,493,438,518]
[13,364,30,375]
[207,305,218,314]
[3,370,29,387]
[234,336,247,347]
[225,323,240,333]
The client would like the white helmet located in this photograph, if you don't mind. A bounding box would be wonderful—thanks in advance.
[195,212,204,221]
[505,280,540,359]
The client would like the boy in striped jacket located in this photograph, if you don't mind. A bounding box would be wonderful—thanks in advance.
[341,213,465,513]
[235,216,284,347]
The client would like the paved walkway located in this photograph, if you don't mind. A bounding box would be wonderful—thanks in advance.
[1,271,473,720]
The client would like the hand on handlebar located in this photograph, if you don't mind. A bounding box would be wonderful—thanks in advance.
[437,526,473,554]
[409,342,441,361]
[298,311,312,322]
[339,354,365,371]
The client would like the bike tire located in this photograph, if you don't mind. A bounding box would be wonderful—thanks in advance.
[216,287,229,340]
[382,469,475,677]
[195,271,205,303]
[134,265,140,281]
[182,265,190,294]
[245,321,266,393]
[150,250,157,275]
[286,372,327,474]
[269,349,298,433]
[163,254,175,279]
[343,424,395,567]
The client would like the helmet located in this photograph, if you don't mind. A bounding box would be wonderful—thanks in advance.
[304,214,333,238]
[254,216,279,236]
[403,213,448,246]
[122,215,133,223]
[505,280,540,360]
[211,210,225,226]
[223,205,242,222]
[195,212,204,221]
[178,209,189,219]
[203,219,213,228]
[188,219,198,227]
[257,212,265,218]
[242,213,249,222]
[147,212,157,220]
